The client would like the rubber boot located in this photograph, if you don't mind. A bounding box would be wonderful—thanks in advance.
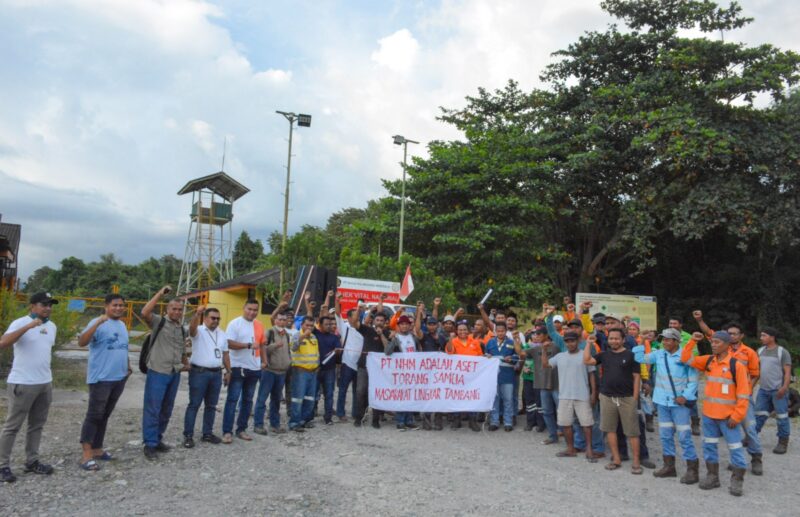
[699,461,720,490]
[433,414,443,431]
[729,467,745,497]
[773,437,788,454]
[469,414,481,432]
[653,455,677,478]
[691,416,701,436]
[645,414,655,433]
[680,459,699,485]
[750,453,763,476]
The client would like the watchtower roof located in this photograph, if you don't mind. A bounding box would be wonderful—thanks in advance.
[177,172,250,202]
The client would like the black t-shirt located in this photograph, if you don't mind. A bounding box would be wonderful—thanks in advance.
[595,349,639,397]
[421,333,446,352]
[357,325,384,368]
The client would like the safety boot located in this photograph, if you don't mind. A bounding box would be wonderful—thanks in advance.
[680,459,699,485]
[729,467,745,496]
[699,461,720,490]
[691,416,701,436]
[750,453,763,476]
[773,437,788,454]
[653,455,677,478]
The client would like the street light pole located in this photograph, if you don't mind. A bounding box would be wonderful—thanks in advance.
[277,111,311,293]
[393,135,418,261]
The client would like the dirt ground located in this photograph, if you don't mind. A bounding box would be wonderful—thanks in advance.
[0,362,797,516]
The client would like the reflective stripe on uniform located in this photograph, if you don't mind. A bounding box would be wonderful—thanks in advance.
[676,424,692,432]
[706,397,735,405]
[704,437,720,444]
[737,394,749,399]
[707,376,734,385]
[776,413,789,419]
[291,397,303,403]
[728,442,743,450]
[659,422,675,428]
[303,396,315,401]
[755,411,770,416]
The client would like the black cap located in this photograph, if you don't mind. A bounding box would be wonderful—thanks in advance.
[567,318,583,327]
[591,313,606,324]
[533,327,547,335]
[563,331,580,341]
[29,292,58,305]
[426,316,439,325]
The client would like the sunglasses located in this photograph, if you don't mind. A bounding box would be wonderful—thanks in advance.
[208,316,221,321]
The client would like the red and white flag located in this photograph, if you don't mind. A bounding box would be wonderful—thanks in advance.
[399,264,414,301]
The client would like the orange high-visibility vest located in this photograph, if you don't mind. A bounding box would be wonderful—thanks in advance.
[682,343,749,422]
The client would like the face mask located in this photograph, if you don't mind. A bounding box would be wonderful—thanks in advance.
[31,313,49,324]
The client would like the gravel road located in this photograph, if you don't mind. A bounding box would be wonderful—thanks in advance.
[0,365,797,516]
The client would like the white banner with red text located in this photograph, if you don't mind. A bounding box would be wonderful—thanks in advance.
[367,352,500,412]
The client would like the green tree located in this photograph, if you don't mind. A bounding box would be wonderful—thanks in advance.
[233,230,265,275]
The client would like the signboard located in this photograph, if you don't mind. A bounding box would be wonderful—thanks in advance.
[367,352,500,412]
[574,292,658,331]
[337,276,400,318]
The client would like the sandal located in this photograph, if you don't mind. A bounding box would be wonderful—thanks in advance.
[604,462,622,471]
[556,450,577,457]
[631,465,643,475]
[80,459,100,471]
[94,452,113,461]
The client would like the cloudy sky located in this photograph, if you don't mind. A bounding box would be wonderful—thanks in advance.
[1,0,798,280]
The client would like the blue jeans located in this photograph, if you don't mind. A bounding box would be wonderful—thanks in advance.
[656,403,697,460]
[316,369,336,423]
[142,370,181,447]
[541,389,559,440]
[395,412,415,426]
[336,365,358,418]
[183,369,222,438]
[289,368,317,429]
[573,401,604,453]
[618,406,650,460]
[755,388,791,438]
[253,370,286,429]
[741,395,762,454]
[702,415,746,467]
[222,368,260,434]
[491,383,515,426]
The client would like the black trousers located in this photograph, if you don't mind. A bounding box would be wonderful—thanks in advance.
[80,379,127,449]
[355,367,383,422]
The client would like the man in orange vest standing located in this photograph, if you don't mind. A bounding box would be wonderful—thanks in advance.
[681,330,750,496]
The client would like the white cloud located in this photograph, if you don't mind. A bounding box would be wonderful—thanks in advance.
[371,28,420,73]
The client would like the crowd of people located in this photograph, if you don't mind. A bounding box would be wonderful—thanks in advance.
[0,289,796,498]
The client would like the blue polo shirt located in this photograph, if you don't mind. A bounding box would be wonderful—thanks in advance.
[485,336,517,384]
[83,318,129,384]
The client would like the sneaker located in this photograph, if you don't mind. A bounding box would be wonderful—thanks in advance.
[270,427,287,435]
[304,421,316,429]
[542,437,558,445]
[641,458,656,469]
[253,427,268,436]
[183,436,195,449]
[1,467,17,483]
[222,433,233,444]
[504,426,513,432]
[397,425,407,431]
[325,420,334,426]
[24,461,53,475]
[336,415,349,423]
[154,442,171,453]
[143,446,158,460]
[291,426,305,433]
[236,431,253,441]
[405,423,420,431]
[488,424,499,431]
[201,434,222,444]
[353,420,362,428]
[524,424,534,431]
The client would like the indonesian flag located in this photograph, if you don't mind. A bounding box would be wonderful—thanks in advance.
[399,264,414,301]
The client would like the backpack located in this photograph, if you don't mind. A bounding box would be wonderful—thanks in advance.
[705,355,738,386]
[757,345,790,382]
[138,317,186,374]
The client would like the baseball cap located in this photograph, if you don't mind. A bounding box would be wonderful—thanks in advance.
[533,328,547,335]
[30,292,59,305]
[397,315,412,325]
[443,315,456,323]
[658,328,681,341]
[567,318,583,328]
[553,315,564,323]
[591,313,607,324]
[563,331,580,341]
[426,316,439,325]
[711,330,732,344]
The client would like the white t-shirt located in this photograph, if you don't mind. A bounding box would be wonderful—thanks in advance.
[396,333,417,353]
[4,316,57,385]
[225,317,261,371]
[191,325,228,368]
[336,315,364,371]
